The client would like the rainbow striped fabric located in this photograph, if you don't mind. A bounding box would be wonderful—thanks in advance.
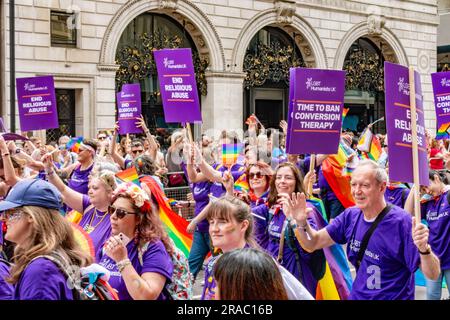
[222,143,244,166]
[66,136,83,153]
[115,167,141,187]
[234,173,249,193]
[342,108,349,122]
[307,204,353,300]
[436,122,450,140]
[357,128,382,161]
[140,176,192,257]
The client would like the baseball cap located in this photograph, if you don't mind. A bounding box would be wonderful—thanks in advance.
[0,179,62,211]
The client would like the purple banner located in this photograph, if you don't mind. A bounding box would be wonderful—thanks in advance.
[154,48,202,123]
[286,68,345,155]
[117,83,143,135]
[431,71,450,139]
[384,61,429,185]
[16,75,59,131]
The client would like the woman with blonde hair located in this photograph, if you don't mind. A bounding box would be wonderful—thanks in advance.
[43,154,116,262]
[0,179,92,299]
[99,182,174,300]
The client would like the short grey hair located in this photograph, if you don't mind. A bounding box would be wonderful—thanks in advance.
[355,159,388,184]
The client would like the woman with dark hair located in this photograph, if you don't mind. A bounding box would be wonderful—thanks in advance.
[405,169,450,300]
[251,162,322,296]
[214,248,288,300]
[99,182,174,300]
[0,179,92,299]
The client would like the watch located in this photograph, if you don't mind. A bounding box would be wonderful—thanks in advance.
[15,148,22,154]
[418,244,431,255]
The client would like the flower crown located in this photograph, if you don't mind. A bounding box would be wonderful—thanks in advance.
[112,182,151,213]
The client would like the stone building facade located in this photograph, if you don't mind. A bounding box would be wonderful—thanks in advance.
[0,0,439,141]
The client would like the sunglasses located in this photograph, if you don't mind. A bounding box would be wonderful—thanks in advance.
[249,172,263,180]
[108,206,136,219]
[98,136,106,140]
[0,210,24,222]
[131,149,144,155]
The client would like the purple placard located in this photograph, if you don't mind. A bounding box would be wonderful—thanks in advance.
[154,48,202,123]
[286,68,345,155]
[431,71,450,139]
[117,83,143,135]
[16,75,59,131]
[384,61,429,185]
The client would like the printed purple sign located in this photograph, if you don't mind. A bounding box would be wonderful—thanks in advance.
[154,48,202,123]
[16,75,59,131]
[117,83,143,135]
[286,68,345,155]
[384,61,429,185]
[285,68,295,151]
[431,71,450,139]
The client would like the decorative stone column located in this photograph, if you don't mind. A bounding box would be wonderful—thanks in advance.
[201,71,246,139]
[96,64,120,137]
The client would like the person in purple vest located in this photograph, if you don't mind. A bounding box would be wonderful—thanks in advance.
[99,182,174,300]
[43,154,116,262]
[0,179,92,300]
[251,162,321,296]
[292,160,441,300]
[405,170,450,300]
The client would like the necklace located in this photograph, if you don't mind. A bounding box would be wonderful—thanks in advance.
[84,208,107,234]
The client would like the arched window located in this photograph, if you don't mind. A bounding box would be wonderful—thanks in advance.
[115,13,208,130]
[243,27,304,129]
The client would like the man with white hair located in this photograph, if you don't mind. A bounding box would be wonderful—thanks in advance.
[283,160,441,300]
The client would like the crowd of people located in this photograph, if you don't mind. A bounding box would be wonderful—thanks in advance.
[0,114,448,301]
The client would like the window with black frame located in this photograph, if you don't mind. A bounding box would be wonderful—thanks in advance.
[50,10,77,47]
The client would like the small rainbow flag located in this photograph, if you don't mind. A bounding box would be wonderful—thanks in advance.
[66,136,83,153]
[234,173,249,193]
[222,143,244,166]
[360,135,382,161]
[70,222,95,258]
[342,108,349,122]
[168,198,179,206]
[115,167,141,187]
[436,122,450,140]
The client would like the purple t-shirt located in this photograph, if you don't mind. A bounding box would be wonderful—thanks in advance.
[99,240,173,300]
[420,192,450,270]
[326,206,420,300]
[384,187,410,209]
[181,162,211,233]
[14,257,73,300]
[0,260,13,300]
[79,195,111,262]
[67,164,93,195]
[210,163,245,198]
[201,255,220,300]
[252,204,319,296]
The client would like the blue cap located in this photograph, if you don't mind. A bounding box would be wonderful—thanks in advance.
[0,179,62,211]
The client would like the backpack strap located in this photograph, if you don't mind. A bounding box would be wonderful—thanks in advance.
[355,204,392,271]
[277,220,304,284]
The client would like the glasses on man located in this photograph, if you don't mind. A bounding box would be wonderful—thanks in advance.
[249,172,263,180]
[98,136,106,140]
[108,206,136,219]
[0,209,23,223]
[131,149,144,155]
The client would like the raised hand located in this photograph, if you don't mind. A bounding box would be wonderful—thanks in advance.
[222,169,235,195]
[280,120,288,135]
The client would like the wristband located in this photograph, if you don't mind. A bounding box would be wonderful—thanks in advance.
[418,244,431,255]
[1,153,10,157]
[117,258,132,272]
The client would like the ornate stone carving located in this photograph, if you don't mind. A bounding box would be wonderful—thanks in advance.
[158,0,178,11]
[275,0,296,25]
[367,14,385,36]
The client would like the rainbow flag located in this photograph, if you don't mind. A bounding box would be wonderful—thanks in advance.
[70,222,95,259]
[222,143,244,166]
[66,136,83,153]
[234,173,249,193]
[308,206,353,300]
[115,167,141,187]
[322,143,355,208]
[342,108,349,122]
[436,122,450,140]
[357,128,373,153]
[168,198,179,206]
[358,128,382,161]
[363,135,382,161]
[140,176,192,257]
